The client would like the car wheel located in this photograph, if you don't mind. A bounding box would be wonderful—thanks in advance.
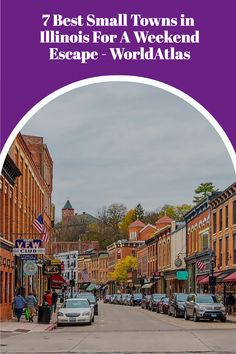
[88,320,92,326]
[184,310,189,320]
[156,306,159,313]
[209,318,214,322]
[57,322,61,327]
[193,311,199,322]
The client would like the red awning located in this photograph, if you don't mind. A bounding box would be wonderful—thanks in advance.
[198,272,222,285]
[223,271,236,283]
[50,274,66,288]
[197,275,208,284]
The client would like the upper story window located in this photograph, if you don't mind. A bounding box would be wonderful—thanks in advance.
[233,200,236,225]
[225,205,229,229]
[129,231,137,240]
[219,209,223,231]
[213,212,217,234]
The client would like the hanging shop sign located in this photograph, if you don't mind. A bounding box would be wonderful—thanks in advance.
[43,264,61,275]
[174,257,183,267]
[23,260,38,276]
[176,271,188,280]
[13,239,45,255]
[20,254,37,260]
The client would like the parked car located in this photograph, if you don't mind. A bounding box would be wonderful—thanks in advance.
[114,294,122,304]
[141,295,151,309]
[124,294,132,306]
[57,298,94,326]
[157,297,169,314]
[131,293,143,306]
[110,294,117,304]
[120,294,129,305]
[185,293,226,322]
[103,295,111,303]
[73,292,98,315]
[168,293,188,317]
[149,293,166,311]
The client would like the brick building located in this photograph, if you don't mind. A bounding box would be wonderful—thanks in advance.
[0,134,53,320]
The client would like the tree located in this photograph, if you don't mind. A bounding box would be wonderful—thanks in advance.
[193,182,217,204]
[135,203,145,220]
[110,256,138,283]
[119,209,136,237]
[107,203,127,234]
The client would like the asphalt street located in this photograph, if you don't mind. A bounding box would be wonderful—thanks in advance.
[1,302,236,353]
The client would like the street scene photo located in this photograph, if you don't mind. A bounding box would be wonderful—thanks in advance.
[0,82,236,353]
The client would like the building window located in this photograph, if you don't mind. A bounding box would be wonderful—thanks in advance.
[225,205,229,229]
[201,232,209,251]
[219,209,223,231]
[213,213,217,234]
[5,272,8,303]
[233,201,236,225]
[0,271,3,304]
[234,233,236,264]
[225,236,229,266]
[213,240,216,256]
[219,239,222,267]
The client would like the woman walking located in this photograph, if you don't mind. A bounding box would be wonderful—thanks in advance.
[25,291,38,322]
[14,292,26,322]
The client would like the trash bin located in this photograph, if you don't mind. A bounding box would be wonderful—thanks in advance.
[37,305,51,324]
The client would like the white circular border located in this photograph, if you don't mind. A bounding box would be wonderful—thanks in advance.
[1,75,236,173]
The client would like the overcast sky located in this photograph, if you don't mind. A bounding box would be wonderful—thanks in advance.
[21,82,235,219]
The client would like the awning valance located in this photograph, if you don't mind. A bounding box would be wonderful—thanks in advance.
[142,283,154,289]
[50,274,66,289]
[223,271,236,283]
[198,272,222,285]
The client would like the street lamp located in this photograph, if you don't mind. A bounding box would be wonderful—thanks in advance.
[209,250,216,294]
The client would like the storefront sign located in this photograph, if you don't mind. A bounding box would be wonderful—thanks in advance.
[176,271,188,280]
[13,248,45,255]
[20,254,37,260]
[15,239,42,248]
[43,264,61,275]
[23,260,38,276]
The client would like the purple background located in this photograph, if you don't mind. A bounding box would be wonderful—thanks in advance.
[1,0,236,151]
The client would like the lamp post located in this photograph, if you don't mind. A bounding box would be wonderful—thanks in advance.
[209,250,216,294]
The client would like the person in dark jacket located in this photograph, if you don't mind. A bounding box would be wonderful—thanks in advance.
[225,293,235,315]
[14,292,26,322]
[52,290,58,313]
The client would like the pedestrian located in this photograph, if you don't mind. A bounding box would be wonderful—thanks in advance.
[14,292,26,322]
[44,290,53,317]
[25,291,37,322]
[225,293,235,315]
[52,289,58,313]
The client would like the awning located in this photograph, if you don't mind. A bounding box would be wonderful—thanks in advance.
[142,283,154,289]
[197,274,208,284]
[223,271,236,283]
[50,274,66,289]
[198,272,222,285]
[86,283,97,291]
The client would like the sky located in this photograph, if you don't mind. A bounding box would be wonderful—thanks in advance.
[21,82,235,219]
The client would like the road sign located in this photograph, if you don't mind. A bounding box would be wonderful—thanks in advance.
[23,260,38,276]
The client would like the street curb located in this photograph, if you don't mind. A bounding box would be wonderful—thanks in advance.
[45,322,57,332]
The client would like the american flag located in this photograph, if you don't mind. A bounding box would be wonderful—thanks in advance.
[33,214,49,243]
[81,268,90,282]
[196,260,206,271]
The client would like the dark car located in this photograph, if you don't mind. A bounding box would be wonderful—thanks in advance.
[103,295,111,303]
[168,293,188,317]
[149,293,166,311]
[74,292,98,315]
[114,294,122,304]
[131,293,143,306]
[141,295,151,309]
[157,297,169,314]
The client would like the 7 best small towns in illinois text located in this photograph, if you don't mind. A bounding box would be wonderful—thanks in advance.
[0,133,236,322]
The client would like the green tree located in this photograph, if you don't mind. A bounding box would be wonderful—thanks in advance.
[110,256,138,283]
[119,209,136,237]
[193,182,217,204]
[135,203,145,220]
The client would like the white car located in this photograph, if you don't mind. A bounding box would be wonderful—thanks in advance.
[57,298,94,326]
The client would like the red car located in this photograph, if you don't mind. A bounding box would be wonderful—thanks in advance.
[157,297,170,314]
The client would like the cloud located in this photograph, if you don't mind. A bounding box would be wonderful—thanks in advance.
[21,82,235,217]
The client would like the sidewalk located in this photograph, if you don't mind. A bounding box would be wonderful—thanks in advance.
[0,312,57,333]
[227,314,236,323]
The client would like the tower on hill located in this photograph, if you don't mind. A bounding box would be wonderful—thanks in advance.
[62,200,74,224]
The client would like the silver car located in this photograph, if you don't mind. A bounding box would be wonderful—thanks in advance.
[184,293,226,322]
[57,298,94,326]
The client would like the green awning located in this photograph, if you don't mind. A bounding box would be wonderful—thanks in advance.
[86,283,97,291]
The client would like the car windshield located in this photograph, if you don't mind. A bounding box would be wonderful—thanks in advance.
[176,294,188,302]
[76,293,96,303]
[153,294,165,299]
[64,300,89,308]
[196,295,219,304]
[133,294,142,299]
[162,297,169,303]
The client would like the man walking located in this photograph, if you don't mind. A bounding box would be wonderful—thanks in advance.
[52,289,58,313]
[14,292,26,322]
[25,291,38,322]
[226,293,235,315]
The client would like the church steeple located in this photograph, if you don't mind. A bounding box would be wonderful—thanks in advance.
[62,199,74,224]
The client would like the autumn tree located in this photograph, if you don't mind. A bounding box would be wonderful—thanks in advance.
[119,209,136,237]
[193,182,217,204]
[110,256,138,283]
